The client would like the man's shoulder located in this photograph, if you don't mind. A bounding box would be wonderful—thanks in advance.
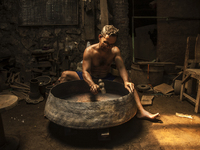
[112,46,120,54]
[85,43,99,52]
[84,43,99,57]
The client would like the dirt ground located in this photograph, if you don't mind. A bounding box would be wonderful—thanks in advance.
[1,92,200,150]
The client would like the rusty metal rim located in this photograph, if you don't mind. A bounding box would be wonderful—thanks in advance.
[44,80,137,129]
[45,92,137,129]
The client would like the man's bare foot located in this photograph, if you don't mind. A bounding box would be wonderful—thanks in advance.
[136,109,160,120]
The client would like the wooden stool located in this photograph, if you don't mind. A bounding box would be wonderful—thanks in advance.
[180,35,200,113]
[0,94,19,150]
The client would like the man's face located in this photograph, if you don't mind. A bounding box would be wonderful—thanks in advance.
[99,34,117,50]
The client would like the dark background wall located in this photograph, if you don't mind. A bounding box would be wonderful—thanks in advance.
[133,0,157,62]
[0,0,87,73]
[0,0,133,73]
[157,0,200,65]
[1,0,200,74]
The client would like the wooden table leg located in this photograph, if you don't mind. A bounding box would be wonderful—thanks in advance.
[0,113,6,147]
[0,95,19,150]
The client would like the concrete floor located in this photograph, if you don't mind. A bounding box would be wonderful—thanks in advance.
[1,92,200,150]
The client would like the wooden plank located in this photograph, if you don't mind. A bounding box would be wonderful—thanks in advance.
[10,85,30,91]
[100,0,109,29]
[153,83,174,95]
[181,74,191,84]
[195,34,200,62]
[180,83,184,101]
[14,81,30,88]
[141,95,154,105]
[172,71,183,82]
[81,0,85,28]
[183,92,196,103]
[11,91,28,101]
[195,82,200,113]
[84,1,95,40]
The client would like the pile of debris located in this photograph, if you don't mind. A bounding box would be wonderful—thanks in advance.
[0,66,56,103]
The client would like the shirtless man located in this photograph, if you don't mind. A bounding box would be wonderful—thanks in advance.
[59,25,159,120]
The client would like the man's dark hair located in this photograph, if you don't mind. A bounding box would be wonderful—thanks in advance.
[101,25,119,37]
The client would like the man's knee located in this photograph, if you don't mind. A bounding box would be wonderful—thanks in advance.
[61,71,70,78]
[60,71,72,82]
[60,71,80,82]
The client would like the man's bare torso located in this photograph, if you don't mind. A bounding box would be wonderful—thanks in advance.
[87,43,117,78]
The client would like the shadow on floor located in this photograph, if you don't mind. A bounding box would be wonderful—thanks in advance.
[48,116,144,149]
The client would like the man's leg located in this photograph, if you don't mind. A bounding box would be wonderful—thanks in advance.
[133,89,159,120]
[59,71,81,83]
[113,77,159,120]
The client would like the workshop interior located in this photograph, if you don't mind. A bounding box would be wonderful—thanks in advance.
[1,0,200,150]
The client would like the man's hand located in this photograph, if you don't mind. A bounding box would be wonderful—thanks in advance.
[90,84,99,95]
[124,81,135,93]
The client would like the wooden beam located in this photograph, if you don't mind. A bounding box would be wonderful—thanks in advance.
[81,0,85,28]
[181,74,191,84]
[183,93,196,104]
[195,82,200,113]
[100,0,109,29]
[84,0,95,40]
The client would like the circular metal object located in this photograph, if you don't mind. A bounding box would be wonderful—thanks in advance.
[35,76,51,86]
[35,76,51,97]
[44,80,137,129]
[137,84,151,92]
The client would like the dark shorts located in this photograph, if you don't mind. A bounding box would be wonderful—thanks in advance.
[76,71,116,81]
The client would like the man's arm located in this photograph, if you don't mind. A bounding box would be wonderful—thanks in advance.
[114,49,134,93]
[82,48,99,94]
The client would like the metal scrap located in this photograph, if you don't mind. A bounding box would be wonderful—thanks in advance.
[175,113,193,119]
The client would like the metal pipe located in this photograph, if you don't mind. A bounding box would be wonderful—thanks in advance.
[133,16,200,21]
[134,16,167,19]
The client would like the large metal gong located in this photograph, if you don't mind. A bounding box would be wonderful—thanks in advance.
[44,80,137,129]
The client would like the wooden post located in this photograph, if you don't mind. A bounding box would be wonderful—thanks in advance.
[100,0,109,29]
[195,82,200,113]
[81,0,85,28]
[0,114,6,147]
[84,0,95,40]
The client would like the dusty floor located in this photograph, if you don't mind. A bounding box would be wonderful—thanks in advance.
[1,92,200,150]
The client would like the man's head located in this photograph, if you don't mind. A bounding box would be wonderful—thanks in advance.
[101,25,119,37]
[99,25,119,49]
